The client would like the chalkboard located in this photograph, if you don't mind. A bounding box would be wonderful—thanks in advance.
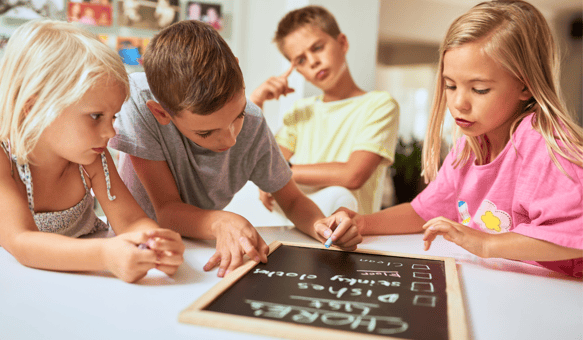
[179,241,468,340]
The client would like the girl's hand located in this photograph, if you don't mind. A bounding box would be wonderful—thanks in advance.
[314,207,363,251]
[102,231,160,283]
[422,216,490,257]
[141,229,185,276]
[203,212,269,278]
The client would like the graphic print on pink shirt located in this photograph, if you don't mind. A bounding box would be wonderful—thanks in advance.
[473,199,512,233]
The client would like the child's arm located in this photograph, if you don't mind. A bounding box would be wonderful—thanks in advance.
[87,150,184,276]
[129,155,269,277]
[269,179,356,246]
[314,203,426,245]
[250,64,295,110]
[422,217,583,261]
[0,155,161,283]
[258,147,383,211]
[286,149,384,190]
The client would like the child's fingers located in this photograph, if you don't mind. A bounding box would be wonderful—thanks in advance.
[146,229,183,243]
[225,254,244,277]
[239,236,267,263]
[334,226,363,247]
[217,253,233,278]
[156,251,184,266]
[155,264,180,276]
[329,217,352,242]
[281,63,295,79]
[203,252,222,271]
[146,237,184,254]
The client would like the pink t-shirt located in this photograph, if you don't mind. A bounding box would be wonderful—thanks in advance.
[412,114,583,277]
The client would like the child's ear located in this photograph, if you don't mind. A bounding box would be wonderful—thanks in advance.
[337,33,349,54]
[519,85,532,101]
[146,100,172,125]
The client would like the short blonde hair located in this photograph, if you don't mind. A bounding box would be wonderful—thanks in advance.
[142,20,244,116]
[423,0,583,182]
[273,5,341,59]
[0,19,129,164]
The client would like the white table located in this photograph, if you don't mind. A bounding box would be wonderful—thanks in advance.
[1,226,581,340]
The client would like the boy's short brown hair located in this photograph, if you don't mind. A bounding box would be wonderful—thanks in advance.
[273,6,341,59]
[143,20,244,116]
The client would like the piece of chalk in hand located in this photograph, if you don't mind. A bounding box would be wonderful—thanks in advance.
[324,237,333,248]
[138,243,150,250]
[325,218,341,248]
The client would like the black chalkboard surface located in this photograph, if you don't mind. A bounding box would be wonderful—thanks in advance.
[179,242,468,340]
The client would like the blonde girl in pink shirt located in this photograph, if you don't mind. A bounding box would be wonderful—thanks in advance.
[316,0,583,277]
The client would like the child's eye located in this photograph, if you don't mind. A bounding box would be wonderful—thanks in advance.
[313,45,323,51]
[90,113,103,120]
[473,88,490,95]
[197,131,213,139]
[297,57,305,65]
[237,112,246,119]
[444,84,456,90]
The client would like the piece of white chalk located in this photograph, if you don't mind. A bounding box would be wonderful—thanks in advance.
[324,237,333,248]
[324,218,342,248]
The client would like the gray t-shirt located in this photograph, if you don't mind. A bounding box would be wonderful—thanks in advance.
[109,72,292,220]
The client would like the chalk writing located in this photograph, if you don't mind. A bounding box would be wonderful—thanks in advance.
[413,295,437,307]
[253,268,317,280]
[411,282,434,293]
[297,283,401,304]
[412,264,430,270]
[357,270,401,278]
[359,259,404,268]
[413,272,432,279]
[330,274,400,287]
[290,296,377,316]
[197,244,454,340]
[246,299,409,335]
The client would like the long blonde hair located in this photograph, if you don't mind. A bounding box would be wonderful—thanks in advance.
[423,0,583,182]
[0,20,129,164]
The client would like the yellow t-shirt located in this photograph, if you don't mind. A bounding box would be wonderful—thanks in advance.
[276,91,399,214]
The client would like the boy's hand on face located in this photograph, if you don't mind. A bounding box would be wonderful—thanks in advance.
[204,211,270,277]
[258,188,275,212]
[250,64,295,108]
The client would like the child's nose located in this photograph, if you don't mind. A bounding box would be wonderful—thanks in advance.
[102,120,116,139]
[221,126,237,148]
[307,53,320,68]
[453,90,470,112]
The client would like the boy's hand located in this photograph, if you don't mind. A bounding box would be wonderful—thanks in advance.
[258,188,275,212]
[250,64,295,108]
[204,212,269,277]
[314,207,363,251]
[422,216,489,257]
[141,229,185,276]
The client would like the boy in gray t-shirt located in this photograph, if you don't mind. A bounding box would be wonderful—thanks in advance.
[109,21,361,278]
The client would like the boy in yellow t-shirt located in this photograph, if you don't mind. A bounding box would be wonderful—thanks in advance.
[250,5,399,215]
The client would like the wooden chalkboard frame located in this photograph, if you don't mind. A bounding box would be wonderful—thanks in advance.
[179,241,468,340]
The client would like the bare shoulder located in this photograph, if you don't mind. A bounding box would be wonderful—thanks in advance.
[0,149,15,183]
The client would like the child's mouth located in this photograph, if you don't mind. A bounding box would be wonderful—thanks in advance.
[316,70,328,80]
[455,118,474,128]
